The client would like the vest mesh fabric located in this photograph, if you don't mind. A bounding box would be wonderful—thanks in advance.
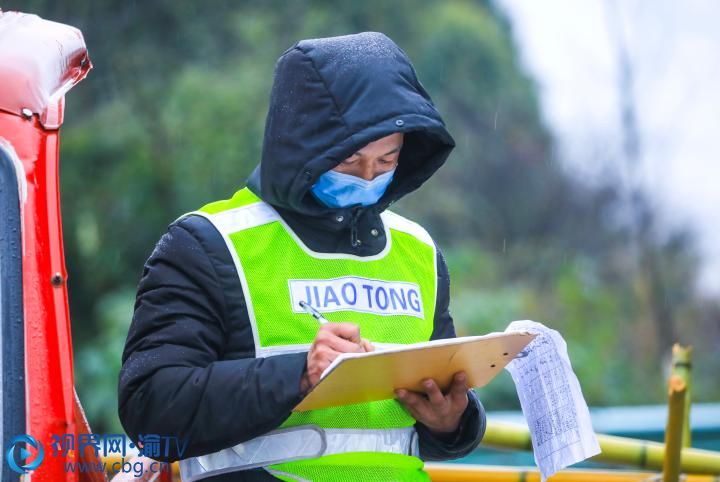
[228,223,435,350]
[268,452,431,482]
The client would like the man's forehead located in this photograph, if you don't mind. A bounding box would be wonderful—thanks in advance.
[354,133,404,156]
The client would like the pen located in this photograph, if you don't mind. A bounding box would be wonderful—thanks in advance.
[299,300,329,324]
[300,301,378,352]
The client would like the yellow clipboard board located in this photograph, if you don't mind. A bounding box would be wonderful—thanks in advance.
[293,331,536,412]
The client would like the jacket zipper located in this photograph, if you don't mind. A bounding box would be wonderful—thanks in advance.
[349,206,363,247]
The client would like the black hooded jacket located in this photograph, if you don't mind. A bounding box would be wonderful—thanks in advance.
[118,32,485,481]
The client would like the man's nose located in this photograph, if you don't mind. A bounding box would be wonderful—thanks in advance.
[357,163,376,181]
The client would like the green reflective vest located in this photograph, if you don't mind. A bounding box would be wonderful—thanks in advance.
[179,187,438,482]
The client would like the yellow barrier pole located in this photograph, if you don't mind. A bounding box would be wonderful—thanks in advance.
[671,344,693,448]
[663,375,688,482]
[481,421,720,474]
[425,464,720,482]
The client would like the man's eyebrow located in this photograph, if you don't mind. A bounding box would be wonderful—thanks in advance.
[354,145,403,157]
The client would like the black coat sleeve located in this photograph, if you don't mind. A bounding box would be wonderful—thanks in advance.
[118,216,309,463]
[414,245,487,461]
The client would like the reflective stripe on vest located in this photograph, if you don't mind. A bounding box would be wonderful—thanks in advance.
[179,426,419,482]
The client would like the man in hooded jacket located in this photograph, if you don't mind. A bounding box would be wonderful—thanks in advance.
[118,32,486,481]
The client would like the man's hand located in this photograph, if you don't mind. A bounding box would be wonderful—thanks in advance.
[394,371,469,434]
[300,323,374,392]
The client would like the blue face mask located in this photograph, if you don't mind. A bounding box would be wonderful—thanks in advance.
[310,168,396,208]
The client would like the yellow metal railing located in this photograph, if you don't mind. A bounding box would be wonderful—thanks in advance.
[481,420,720,474]
[425,464,720,482]
[671,344,693,448]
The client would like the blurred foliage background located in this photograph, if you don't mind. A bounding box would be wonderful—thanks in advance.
[5,0,718,435]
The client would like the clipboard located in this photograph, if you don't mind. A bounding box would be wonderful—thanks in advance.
[293,331,536,412]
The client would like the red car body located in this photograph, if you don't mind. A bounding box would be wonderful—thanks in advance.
[0,10,102,482]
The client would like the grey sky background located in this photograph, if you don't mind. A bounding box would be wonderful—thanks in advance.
[496,0,720,295]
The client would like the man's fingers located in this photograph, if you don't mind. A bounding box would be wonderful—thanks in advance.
[449,372,469,398]
[311,344,341,365]
[448,372,470,412]
[320,331,366,353]
[395,388,425,410]
[361,338,375,352]
[396,388,436,423]
[320,322,362,344]
[363,338,375,351]
[421,379,447,407]
[394,375,470,433]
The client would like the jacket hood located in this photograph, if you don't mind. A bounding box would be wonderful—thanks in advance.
[247,31,455,222]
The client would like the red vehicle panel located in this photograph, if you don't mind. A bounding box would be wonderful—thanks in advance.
[0,10,101,482]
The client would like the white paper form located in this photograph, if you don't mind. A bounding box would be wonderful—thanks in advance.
[504,320,601,481]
